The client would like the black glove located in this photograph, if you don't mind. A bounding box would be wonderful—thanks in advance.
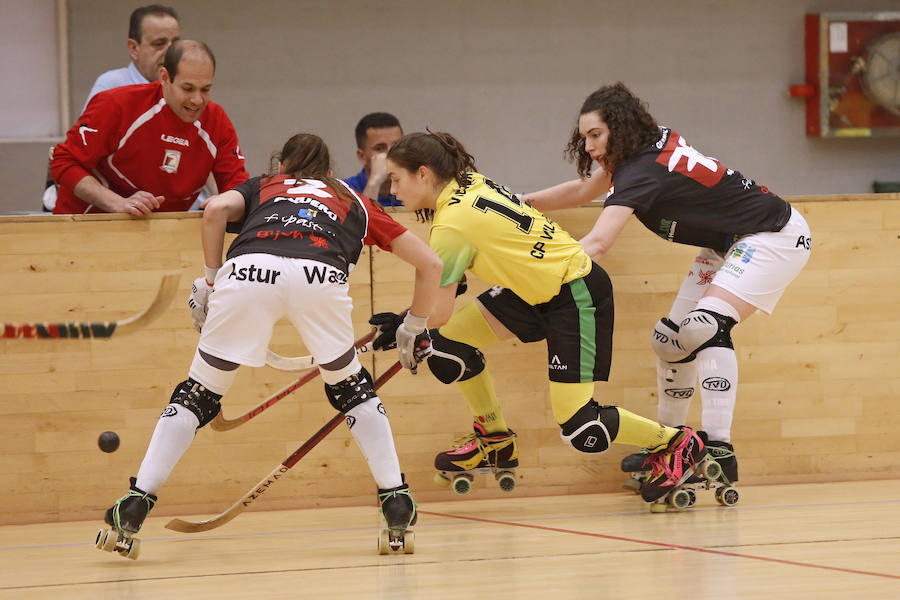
[369,311,405,350]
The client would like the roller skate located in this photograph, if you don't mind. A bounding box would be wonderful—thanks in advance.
[433,422,518,494]
[640,427,719,512]
[95,477,156,560]
[377,482,416,554]
[620,449,650,493]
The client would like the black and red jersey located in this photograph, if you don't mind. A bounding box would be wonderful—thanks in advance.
[604,127,791,252]
[226,175,407,273]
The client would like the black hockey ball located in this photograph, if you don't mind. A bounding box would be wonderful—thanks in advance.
[98,431,120,453]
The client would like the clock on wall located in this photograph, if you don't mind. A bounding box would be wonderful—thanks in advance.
[790,12,900,137]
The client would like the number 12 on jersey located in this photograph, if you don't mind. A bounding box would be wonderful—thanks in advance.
[471,194,554,260]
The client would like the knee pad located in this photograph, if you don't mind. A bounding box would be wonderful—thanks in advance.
[325,366,377,413]
[426,330,485,384]
[169,378,222,427]
[558,400,617,454]
[651,309,736,363]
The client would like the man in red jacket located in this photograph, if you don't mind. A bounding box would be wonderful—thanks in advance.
[52,40,248,215]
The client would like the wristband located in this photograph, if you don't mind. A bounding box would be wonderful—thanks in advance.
[402,312,428,332]
[204,266,220,286]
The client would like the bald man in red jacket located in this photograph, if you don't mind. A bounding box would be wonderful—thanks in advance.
[52,40,248,215]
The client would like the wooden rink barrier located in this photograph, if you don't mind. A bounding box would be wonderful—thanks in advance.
[1,194,898,526]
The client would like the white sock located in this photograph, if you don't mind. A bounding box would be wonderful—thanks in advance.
[696,346,738,443]
[345,397,402,489]
[656,357,697,426]
[135,403,199,494]
[695,296,742,324]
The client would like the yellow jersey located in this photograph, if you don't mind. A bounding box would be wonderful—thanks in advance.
[431,172,591,305]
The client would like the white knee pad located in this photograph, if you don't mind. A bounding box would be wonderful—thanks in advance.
[651,309,736,363]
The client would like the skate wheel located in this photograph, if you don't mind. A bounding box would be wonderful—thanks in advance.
[649,502,669,513]
[96,528,118,552]
[378,529,390,555]
[124,537,141,560]
[716,486,740,507]
[622,477,641,493]
[669,489,692,510]
[433,473,451,488]
[451,474,473,495]
[495,471,516,492]
[402,530,415,554]
[701,459,722,481]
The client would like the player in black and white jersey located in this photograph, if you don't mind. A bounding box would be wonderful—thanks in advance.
[100,133,442,546]
[525,83,811,491]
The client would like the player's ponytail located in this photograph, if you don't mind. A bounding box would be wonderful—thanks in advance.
[388,130,477,189]
[271,133,355,204]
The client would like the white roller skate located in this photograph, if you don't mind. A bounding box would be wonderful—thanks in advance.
[95,477,156,560]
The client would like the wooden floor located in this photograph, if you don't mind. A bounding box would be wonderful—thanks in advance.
[2,480,899,599]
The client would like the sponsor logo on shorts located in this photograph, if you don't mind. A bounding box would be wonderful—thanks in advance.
[303,265,348,285]
[549,354,568,371]
[665,387,694,399]
[723,263,745,278]
[730,242,756,264]
[227,263,281,284]
[795,235,811,250]
[701,377,731,391]
[488,285,504,298]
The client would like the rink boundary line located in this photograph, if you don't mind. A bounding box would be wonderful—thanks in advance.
[419,510,900,581]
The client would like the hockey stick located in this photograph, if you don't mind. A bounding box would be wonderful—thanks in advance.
[210,329,378,432]
[166,360,403,533]
[266,340,375,371]
[1,273,181,339]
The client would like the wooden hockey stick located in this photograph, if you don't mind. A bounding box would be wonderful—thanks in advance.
[266,340,375,371]
[210,329,379,432]
[1,273,181,339]
[166,360,403,533]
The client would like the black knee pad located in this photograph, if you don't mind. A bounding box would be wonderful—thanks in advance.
[426,330,486,384]
[169,378,222,427]
[558,400,619,454]
[325,366,377,413]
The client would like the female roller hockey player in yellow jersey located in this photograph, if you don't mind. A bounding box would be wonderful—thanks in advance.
[377,130,709,503]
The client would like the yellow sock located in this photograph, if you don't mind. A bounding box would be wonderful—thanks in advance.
[549,381,595,424]
[613,408,678,450]
[439,301,499,349]
[439,301,506,433]
[457,370,508,433]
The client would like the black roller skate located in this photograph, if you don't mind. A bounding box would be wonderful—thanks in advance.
[378,482,416,554]
[620,449,651,493]
[95,477,157,560]
[703,440,740,507]
[640,427,722,512]
[433,422,518,494]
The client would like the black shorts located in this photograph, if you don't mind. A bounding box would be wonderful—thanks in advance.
[477,263,613,383]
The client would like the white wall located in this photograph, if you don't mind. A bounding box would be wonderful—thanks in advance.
[1,0,898,213]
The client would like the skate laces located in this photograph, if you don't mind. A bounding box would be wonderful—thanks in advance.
[379,487,417,528]
[646,429,701,485]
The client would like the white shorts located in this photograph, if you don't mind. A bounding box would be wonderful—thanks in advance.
[198,253,355,367]
[671,207,811,316]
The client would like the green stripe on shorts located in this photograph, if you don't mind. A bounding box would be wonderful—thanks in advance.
[568,277,596,382]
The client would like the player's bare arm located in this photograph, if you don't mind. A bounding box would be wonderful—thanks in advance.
[72,175,162,216]
[387,230,443,321]
[578,204,634,260]
[523,167,611,212]
[201,190,245,271]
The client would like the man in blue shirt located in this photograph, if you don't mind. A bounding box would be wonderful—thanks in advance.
[85,5,181,108]
[344,113,404,207]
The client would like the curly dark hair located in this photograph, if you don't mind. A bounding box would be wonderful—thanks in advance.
[565,82,659,177]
